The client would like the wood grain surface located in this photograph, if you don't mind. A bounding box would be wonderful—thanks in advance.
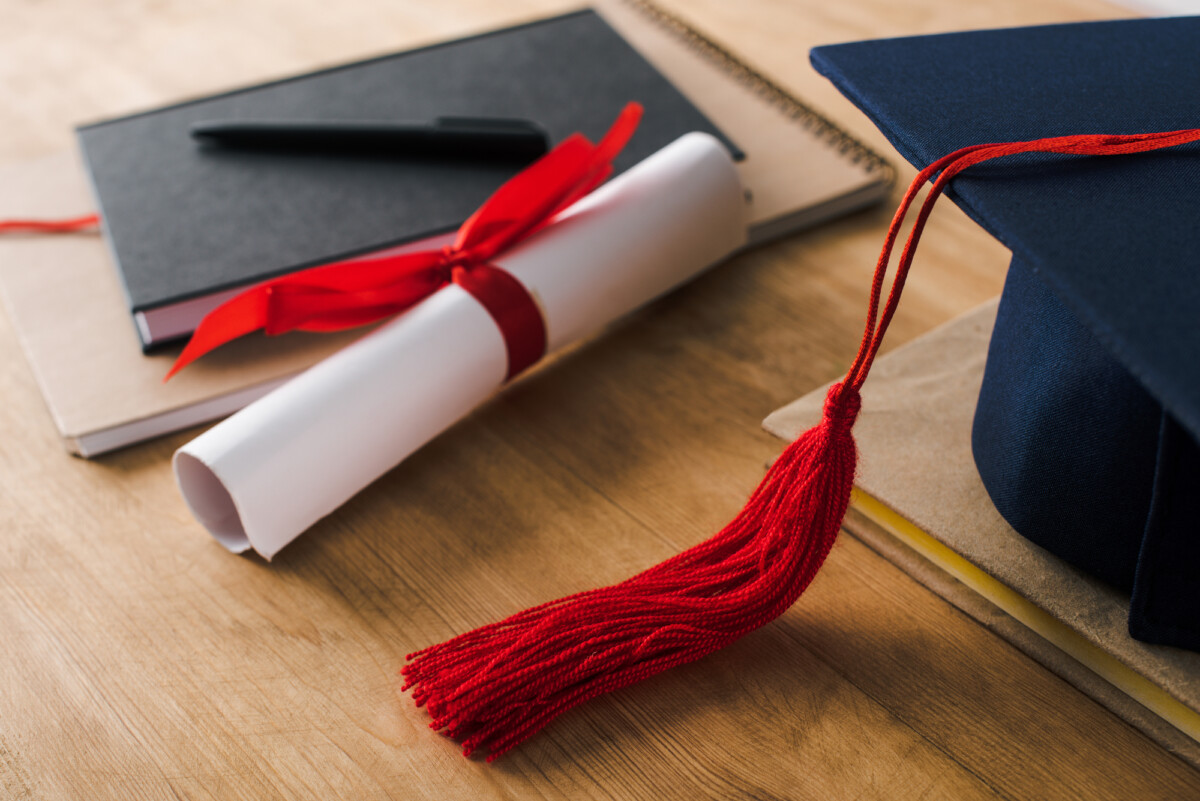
[3,0,1198,798]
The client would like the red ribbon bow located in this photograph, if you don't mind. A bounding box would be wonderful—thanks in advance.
[166,102,644,380]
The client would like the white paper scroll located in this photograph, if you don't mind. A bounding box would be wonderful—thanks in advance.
[174,132,747,559]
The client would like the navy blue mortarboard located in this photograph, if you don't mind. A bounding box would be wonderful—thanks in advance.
[810,18,1200,651]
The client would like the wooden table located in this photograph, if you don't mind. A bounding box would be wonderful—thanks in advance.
[3,0,1197,798]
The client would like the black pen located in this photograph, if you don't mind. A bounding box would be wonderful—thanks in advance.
[189,117,550,161]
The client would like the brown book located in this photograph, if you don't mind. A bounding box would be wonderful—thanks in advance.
[0,0,890,457]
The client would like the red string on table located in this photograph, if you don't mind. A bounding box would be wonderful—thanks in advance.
[0,214,99,233]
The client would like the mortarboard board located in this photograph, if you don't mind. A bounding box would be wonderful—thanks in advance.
[809,17,1200,651]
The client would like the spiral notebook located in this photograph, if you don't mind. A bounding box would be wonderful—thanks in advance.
[0,0,891,457]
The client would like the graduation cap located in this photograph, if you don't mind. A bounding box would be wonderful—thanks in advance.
[400,18,1200,758]
[810,16,1200,651]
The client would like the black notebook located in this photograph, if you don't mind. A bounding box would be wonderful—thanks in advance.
[77,8,738,349]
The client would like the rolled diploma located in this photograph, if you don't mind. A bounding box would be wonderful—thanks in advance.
[175,132,747,559]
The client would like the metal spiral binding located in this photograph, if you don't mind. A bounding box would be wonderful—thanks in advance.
[623,0,896,185]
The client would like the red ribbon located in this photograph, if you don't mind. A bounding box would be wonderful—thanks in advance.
[166,103,644,380]
[0,214,100,233]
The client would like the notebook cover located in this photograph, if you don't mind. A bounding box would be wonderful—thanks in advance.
[763,303,1200,768]
[77,8,737,331]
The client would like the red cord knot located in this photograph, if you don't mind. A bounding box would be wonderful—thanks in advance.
[822,381,861,430]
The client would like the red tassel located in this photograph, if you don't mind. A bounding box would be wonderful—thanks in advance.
[404,127,1200,760]
[403,381,860,759]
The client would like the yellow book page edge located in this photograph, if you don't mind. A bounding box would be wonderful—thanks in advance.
[851,487,1200,745]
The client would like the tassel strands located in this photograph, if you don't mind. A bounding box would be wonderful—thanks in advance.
[402,380,860,760]
[403,127,1200,760]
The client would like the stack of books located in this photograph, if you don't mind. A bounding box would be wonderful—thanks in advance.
[0,0,890,457]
